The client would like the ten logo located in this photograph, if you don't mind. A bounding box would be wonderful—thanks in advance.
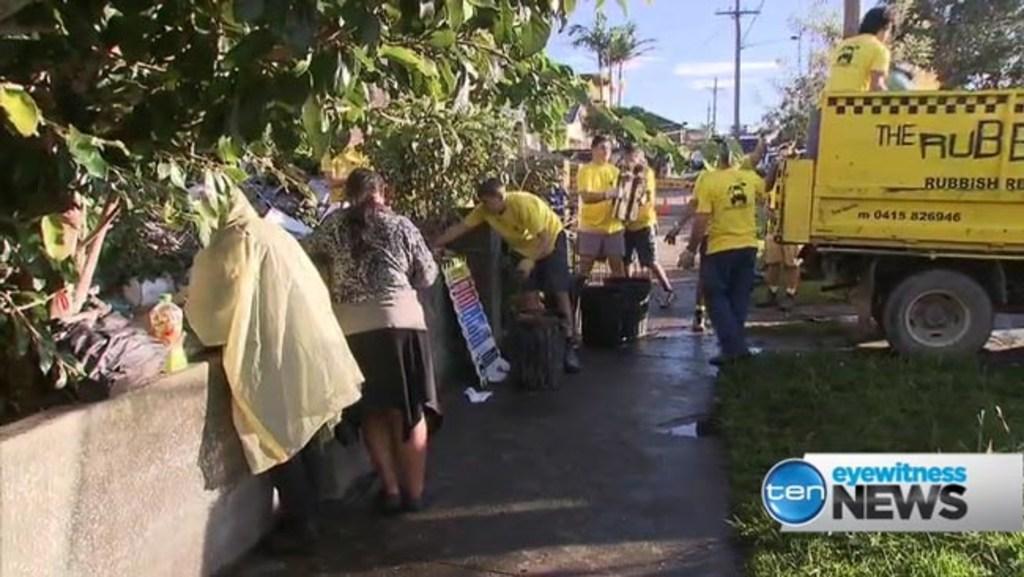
[763,458,971,528]
[762,459,827,526]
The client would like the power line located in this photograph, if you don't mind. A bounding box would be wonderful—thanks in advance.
[741,0,767,47]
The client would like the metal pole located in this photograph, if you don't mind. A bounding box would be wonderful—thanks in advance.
[716,3,761,138]
[712,77,719,135]
[844,0,861,38]
[733,0,741,136]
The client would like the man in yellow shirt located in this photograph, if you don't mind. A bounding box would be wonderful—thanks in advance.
[434,178,581,373]
[575,135,626,279]
[824,7,894,93]
[680,139,766,366]
[621,143,675,307]
[808,7,893,158]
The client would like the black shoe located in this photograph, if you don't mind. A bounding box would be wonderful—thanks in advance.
[779,292,796,312]
[757,290,779,308]
[564,344,582,373]
[403,493,430,513]
[265,519,319,556]
[709,350,755,367]
[376,490,403,516]
[691,309,706,333]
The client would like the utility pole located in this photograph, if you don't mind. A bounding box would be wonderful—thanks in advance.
[704,77,725,135]
[717,0,760,137]
[844,0,861,38]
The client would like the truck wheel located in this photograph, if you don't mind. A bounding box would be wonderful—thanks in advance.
[883,269,993,355]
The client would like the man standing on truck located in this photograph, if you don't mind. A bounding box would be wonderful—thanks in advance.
[575,135,626,280]
[808,7,894,157]
[679,138,767,366]
[824,7,894,93]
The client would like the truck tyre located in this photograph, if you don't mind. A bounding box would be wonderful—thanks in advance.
[883,269,993,356]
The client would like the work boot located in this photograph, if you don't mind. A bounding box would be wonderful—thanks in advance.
[691,308,707,333]
[758,289,780,308]
[779,292,796,312]
[564,343,582,373]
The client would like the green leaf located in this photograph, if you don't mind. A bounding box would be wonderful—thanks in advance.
[225,166,249,184]
[302,97,329,160]
[40,215,74,262]
[217,136,242,164]
[225,29,277,68]
[520,13,552,56]
[169,161,187,190]
[0,84,41,137]
[430,28,457,49]
[380,45,438,77]
[66,126,108,179]
[446,0,465,28]
[493,2,513,43]
[562,0,577,15]
[12,319,29,358]
[467,0,496,8]
[620,116,648,141]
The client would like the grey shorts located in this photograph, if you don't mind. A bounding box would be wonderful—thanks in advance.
[578,230,625,259]
[624,227,657,267]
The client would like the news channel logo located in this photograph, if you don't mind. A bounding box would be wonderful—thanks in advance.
[761,453,1024,532]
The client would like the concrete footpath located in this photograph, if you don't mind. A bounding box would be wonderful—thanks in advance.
[229,300,740,576]
[228,205,742,576]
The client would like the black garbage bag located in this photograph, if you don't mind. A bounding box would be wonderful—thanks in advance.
[54,304,169,402]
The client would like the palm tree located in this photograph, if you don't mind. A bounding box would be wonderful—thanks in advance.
[569,12,614,103]
[607,22,656,107]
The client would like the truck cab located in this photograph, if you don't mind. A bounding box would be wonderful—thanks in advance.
[774,89,1024,355]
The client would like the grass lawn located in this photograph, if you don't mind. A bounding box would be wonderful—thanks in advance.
[717,352,1024,577]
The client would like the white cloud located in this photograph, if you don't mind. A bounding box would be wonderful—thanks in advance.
[673,60,780,77]
[622,55,663,71]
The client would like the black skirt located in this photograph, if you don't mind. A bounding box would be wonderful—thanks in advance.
[344,328,442,440]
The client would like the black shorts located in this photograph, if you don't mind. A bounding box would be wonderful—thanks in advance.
[625,226,657,268]
[523,231,571,294]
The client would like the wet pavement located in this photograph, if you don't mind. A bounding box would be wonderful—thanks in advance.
[228,207,745,576]
[228,282,740,577]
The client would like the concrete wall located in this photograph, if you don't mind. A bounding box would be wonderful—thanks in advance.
[0,362,273,577]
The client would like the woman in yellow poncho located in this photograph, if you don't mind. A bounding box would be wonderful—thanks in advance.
[184,185,363,544]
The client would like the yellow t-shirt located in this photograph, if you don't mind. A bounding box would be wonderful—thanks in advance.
[576,162,623,234]
[626,167,658,231]
[695,167,766,255]
[463,191,564,259]
[824,34,891,93]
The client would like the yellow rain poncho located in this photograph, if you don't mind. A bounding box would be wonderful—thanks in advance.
[185,192,363,474]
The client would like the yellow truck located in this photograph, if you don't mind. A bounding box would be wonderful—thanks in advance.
[775,89,1024,354]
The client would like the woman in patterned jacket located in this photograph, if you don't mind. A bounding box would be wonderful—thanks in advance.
[305,168,441,514]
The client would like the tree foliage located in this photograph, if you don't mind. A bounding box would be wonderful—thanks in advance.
[760,1,840,145]
[362,97,517,226]
[0,0,590,419]
[606,22,654,107]
[886,0,1024,89]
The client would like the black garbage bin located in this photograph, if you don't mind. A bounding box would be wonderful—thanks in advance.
[580,278,652,348]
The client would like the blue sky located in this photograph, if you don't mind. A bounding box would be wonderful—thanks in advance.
[546,0,854,129]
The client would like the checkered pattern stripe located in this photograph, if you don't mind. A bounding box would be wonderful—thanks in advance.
[826,94,1024,116]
